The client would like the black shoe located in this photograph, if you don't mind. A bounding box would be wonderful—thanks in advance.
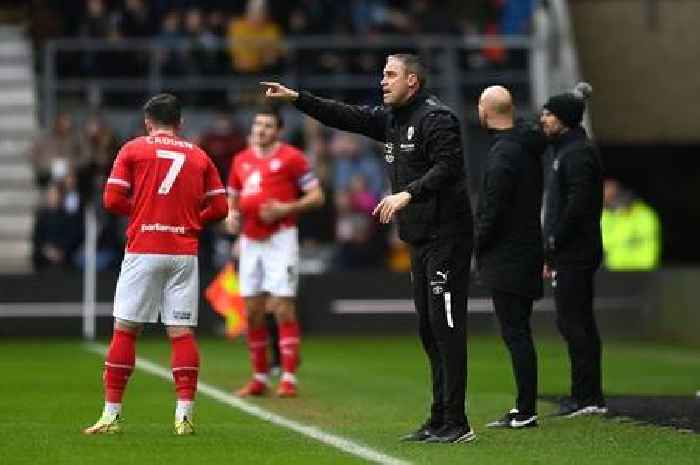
[487,409,538,429]
[400,420,443,442]
[424,423,476,444]
[550,397,580,417]
[551,398,607,417]
[566,404,608,418]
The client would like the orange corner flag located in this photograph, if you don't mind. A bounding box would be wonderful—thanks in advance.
[205,263,247,339]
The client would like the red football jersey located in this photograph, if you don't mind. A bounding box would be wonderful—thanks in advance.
[107,132,226,255]
[228,143,318,240]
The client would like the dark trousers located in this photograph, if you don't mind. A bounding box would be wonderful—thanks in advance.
[492,290,538,415]
[410,237,471,426]
[553,267,604,406]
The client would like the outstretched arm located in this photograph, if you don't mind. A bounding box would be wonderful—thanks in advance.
[261,82,387,142]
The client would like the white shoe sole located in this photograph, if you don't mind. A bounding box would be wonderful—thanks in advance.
[567,406,607,418]
[453,430,477,443]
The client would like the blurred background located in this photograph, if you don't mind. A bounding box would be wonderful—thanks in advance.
[0,0,698,346]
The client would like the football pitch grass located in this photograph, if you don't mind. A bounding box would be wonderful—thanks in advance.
[2,334,699,465]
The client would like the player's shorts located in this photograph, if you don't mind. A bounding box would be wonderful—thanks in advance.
[239,227,299,298]
[113,253,199,326]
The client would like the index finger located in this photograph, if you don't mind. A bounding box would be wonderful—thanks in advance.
[260,81,279,87]
[372,199,384,216]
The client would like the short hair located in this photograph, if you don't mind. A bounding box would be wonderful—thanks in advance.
[388,53,428,88]
[254,104,284,129]
[143,93,181,127]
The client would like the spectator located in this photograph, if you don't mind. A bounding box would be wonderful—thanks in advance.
[62,171,82,215]
[227,0,283,74]
[32,183,84,270]
[348,173,377,215]
[197,111,246,180]
[78,0,112,39]
[329,132,384,199]
[386,226,410,272]
[77,114,119,176]
[29,112,79,188]
[156,10,185,76]
[601,179,661,271]
[182,8,220,76]
[332,189,383,269]
[117,0,153,37]
[76,113,120,198]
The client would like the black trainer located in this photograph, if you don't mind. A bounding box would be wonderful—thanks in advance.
[566,404,608,418]
[424,423,476,444]
[400,420,443,442]
[486,409,519,428]
[550,397,579,417]
[487,409,538,428]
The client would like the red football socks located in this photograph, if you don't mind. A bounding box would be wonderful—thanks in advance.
[247,326,269,376]
[279,321,301,376]
[104,329,136,403]
[171,333,200,401]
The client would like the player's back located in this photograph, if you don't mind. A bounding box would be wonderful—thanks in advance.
[113,132,224,255]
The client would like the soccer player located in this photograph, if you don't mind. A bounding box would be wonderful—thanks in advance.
[83,94,228,435]
[226,106,324,398]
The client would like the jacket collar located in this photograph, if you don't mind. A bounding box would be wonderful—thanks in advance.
[553,126,587,149]
[392,88,428,120]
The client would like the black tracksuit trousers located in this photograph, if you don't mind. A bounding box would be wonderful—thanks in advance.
[410,237,471,427]
[492,290,538,415]
[553,267,604,406]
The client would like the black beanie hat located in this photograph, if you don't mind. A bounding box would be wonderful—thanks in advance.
[543,82,593,128]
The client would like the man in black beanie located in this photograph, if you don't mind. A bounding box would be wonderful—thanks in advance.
[541,82,607,417]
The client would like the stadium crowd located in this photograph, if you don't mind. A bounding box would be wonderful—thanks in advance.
[31,0,536,79]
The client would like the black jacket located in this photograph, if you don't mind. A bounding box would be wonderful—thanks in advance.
[295,89,472,244]
[475,120,546,298]
[543,127,603,268]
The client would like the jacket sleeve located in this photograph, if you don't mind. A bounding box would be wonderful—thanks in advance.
[475,146,516,251]
[552,149,597,249]
[294,91,387,142]
[404,112,464,201]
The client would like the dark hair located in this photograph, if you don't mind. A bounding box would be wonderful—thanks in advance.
[143,93,181,127]
[388,53,428,88]
[254,104,284,129]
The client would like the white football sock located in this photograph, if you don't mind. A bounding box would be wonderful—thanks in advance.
[104,402,121,417]
[176,400,194,422]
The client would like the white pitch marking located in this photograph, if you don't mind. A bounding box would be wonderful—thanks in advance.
[86,343,412,465]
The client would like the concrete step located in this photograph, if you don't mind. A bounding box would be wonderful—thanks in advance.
[0,139,32,157]
[0,112,36,131]
[0,152,28,164]
[0,41,31,59]
[0,214,33,239]
[0,189,39,211]
[0,163,33,182]
[0,65,32,82]
[0,88,34,106]
[0,177,36,190]
[0,239,32,273]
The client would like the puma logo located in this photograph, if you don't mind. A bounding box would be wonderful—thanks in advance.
[435,271,448,281]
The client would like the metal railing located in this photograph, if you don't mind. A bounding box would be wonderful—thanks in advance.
[42,34,539,126]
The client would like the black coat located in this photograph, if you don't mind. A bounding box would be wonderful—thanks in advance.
[295,89,472,245]
[543,127,603,268]
[475,120,546,298]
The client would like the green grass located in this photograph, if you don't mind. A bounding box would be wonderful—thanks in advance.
[1,335,699,465]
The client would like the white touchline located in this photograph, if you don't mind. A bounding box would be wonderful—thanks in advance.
[85,343,412,465]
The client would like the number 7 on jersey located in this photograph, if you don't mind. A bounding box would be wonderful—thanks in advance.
[157,149,185,194]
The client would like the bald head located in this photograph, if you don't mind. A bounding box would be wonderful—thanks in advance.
[481,86,513,115]
[478,86,514,129]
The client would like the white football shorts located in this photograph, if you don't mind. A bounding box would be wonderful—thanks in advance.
[239,227,299,297]
[113,253,199,326]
